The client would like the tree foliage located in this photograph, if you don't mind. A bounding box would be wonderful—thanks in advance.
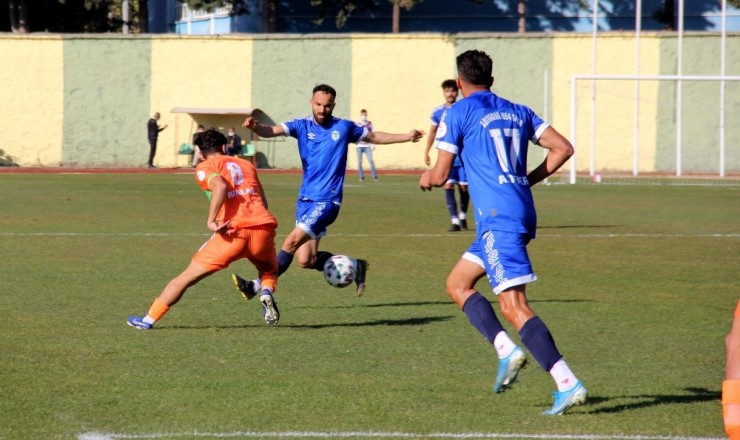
[4,0,142,33]
[177,0,251,15]
[310,0,488,28]
[4,0,739,33]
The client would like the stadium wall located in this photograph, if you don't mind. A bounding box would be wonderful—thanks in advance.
[0,33,737,174]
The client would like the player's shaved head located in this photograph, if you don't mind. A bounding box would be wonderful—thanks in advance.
[456,50,494,87]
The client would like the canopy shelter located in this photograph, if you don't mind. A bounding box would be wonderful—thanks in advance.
[170,107,267,165]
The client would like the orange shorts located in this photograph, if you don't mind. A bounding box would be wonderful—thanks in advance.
[192,226,278,287]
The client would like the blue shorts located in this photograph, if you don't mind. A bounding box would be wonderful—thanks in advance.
[463,230,537,294]
[295,199,341,239]
[446,165,467,185]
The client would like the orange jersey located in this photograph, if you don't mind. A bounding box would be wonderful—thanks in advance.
[195,155,277,229]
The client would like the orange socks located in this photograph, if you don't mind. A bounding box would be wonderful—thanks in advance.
[261,274,277,294]
[724,380,740,440]
[146,298,170,322]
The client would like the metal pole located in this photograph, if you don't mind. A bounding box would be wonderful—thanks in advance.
[720,0,727,177]
[122,0,130,34]
[575,74,740,82]
[676,0,684,177]
[633,0,641,176]
[570,76,578,185]
[544,69,550,185]
[590,0,599,177]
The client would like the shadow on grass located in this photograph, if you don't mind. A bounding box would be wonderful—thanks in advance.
[298,299,593,310]
[297,300,453,309]
[538,224,619,229]
[586,387,720,414]
[529,299,594,303]
[163,315,454,330]
[289,315,454,329]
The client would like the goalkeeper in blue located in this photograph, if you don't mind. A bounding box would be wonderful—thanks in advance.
[420,49,587,415]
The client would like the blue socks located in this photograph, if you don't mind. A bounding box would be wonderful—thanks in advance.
[463,294,563,373]
[445,188,458,218]
[519,316,562,372]
[459,190,469,213]
[462,292,505,344]
[277,250,335,275]
[277,250,294,276]
[312,251,334,271]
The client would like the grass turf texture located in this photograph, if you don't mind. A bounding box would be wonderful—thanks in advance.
[0,173,736,439]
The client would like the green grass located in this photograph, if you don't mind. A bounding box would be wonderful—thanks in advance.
[0,172,737,440]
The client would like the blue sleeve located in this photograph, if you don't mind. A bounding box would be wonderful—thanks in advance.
[430,108,441,126]
[434,107,460,156]
[282,118,301,139]
[525,107,548,142]
[349,121,366,143]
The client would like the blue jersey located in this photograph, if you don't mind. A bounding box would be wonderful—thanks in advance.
[430,104,462,168]
[435,90,549,238]
[282,116,368,203]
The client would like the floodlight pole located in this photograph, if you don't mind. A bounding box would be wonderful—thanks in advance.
[589,0,599,178]
[676,0,684,177]
[633,0,642,176]
[122,0,130,34]
[720,0,727,177]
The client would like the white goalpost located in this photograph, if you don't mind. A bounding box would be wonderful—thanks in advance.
[568,74,740,185]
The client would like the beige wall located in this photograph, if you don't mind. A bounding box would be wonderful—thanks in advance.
[151,36,254,168]
[0,36,64,166]
[348,35,456,171]
[0,33,737,173]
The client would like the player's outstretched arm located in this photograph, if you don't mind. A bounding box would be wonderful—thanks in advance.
[242,116,285,139]
[366,129,424,145]
[420,149,454,191]
[527,126,574,187]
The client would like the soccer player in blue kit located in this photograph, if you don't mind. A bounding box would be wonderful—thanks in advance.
[424,79,470,232]
[233,84,424,312]
[420,50,588,415]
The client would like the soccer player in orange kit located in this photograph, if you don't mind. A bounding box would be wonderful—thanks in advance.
[724,300,740,439]
[127,128,281,328]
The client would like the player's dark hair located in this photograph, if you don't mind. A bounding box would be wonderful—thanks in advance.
[456,50,493,87]
[441,79,458,91]
[198,128,227,156]
[313,83,337,98]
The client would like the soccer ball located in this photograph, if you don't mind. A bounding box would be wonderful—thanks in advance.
[323,255,356,288]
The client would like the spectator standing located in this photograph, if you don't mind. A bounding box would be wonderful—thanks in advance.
[147,112,167,168]
[355,109,378,182]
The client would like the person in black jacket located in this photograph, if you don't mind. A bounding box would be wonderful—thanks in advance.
[147,112,168,168]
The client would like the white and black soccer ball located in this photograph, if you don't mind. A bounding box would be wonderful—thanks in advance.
[323,255,356,288]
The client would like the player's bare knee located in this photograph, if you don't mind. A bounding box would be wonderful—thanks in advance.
[282,239,301,254]
[296,256,315,269]
[446,278,473,308]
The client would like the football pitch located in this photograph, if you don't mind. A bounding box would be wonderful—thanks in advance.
[0,172,737,440]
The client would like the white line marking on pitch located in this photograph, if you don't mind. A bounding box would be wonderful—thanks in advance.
[77,431,724,440]
[1,232,738,238]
